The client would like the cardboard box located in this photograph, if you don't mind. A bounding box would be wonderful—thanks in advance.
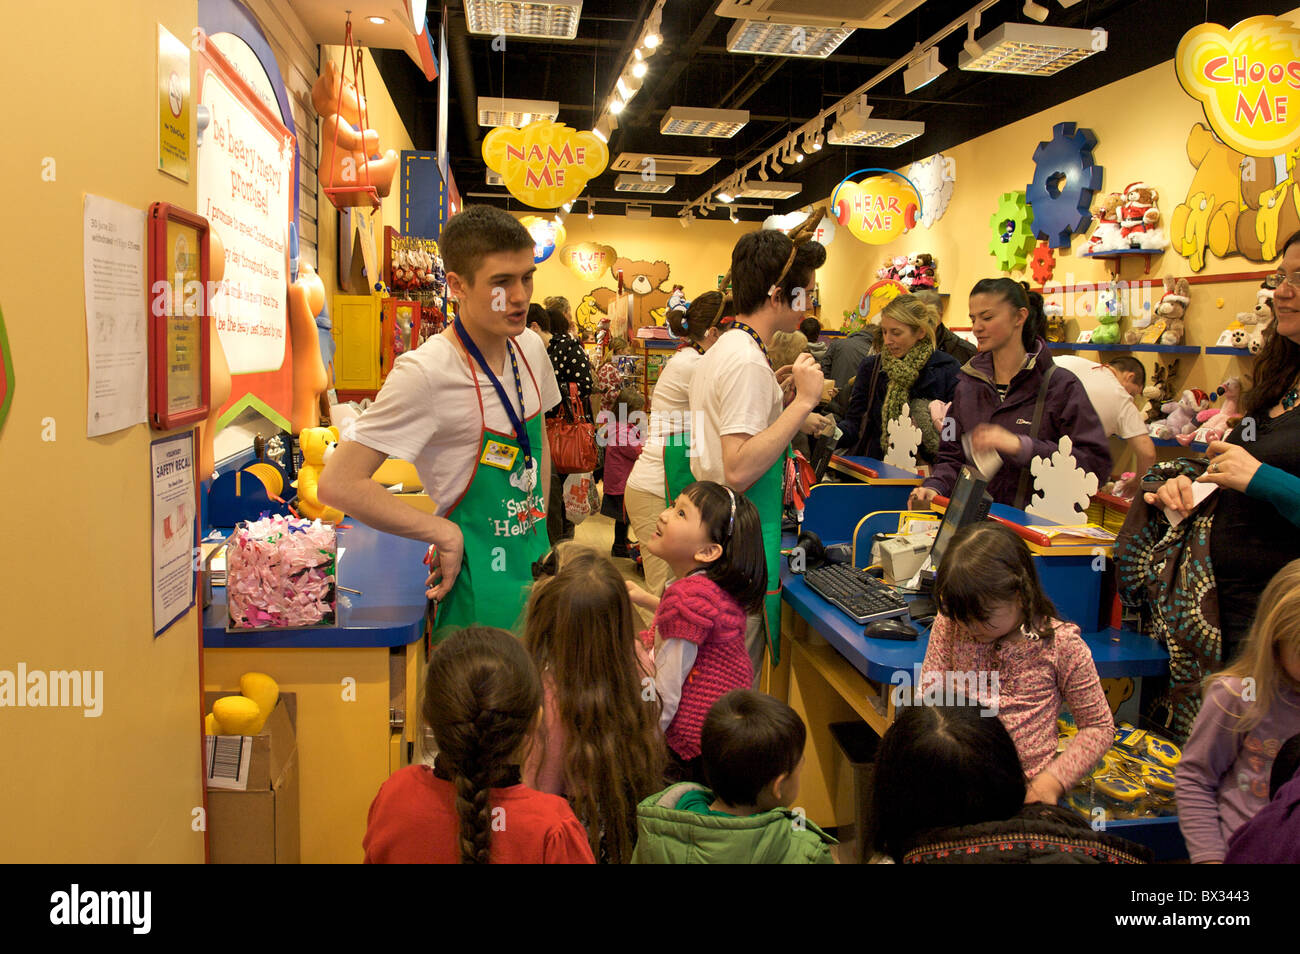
[204,692,300,864]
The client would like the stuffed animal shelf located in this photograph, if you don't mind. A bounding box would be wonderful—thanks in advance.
[295,426,344,523]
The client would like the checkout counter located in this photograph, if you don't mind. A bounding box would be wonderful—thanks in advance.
[766,457,1179,858]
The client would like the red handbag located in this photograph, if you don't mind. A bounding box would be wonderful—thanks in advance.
[548,382,598,474]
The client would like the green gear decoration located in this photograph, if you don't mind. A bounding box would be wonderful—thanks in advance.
[989,191,1036,272]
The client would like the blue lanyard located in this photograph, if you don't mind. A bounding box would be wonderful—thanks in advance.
[678,340,705,355]
[454,320,531,465]
[730,322,770,367]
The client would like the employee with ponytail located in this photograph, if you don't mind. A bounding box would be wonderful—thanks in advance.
[910,279,1110,510]
[625,292,730,598]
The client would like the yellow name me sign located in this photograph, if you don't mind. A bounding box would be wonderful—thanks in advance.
[483,120,609,209]
[1177,15,1300,156]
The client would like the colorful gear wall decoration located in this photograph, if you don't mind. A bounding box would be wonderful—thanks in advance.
[1030,242,1057,285]
[1026,122,1103,249]
[990,191,1036,272]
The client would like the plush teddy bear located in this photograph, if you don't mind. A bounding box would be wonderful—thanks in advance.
[295,426,344,523]
[1088,192,1124,252]
[1043,301,1067,343]
[312,60,398,208]
[1092,290,1122,344]
[1215,317,1251,349]
[1192,377,1242,444]
[1120,182,1165,249]
[1161,389,1211,443]
[908,253,938,290]
[1143,360,1179,425]
[1152,276,1190,345]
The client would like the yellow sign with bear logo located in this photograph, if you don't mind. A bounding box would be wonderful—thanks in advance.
[559,243,618,281]
[482,120,608,209]
[1176,15,1300,157]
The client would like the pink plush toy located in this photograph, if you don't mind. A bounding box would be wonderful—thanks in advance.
[1165,389,1212,445]
[1192,377,1242,444]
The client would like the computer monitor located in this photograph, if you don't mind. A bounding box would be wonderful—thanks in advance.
[927,464,993,572]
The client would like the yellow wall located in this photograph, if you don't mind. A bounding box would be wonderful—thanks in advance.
[0,1,207,862]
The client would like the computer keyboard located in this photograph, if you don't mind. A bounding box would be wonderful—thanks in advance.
[802,563,909,624]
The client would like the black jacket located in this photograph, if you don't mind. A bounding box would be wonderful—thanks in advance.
[935,322,977,366]
[836,351,959,460]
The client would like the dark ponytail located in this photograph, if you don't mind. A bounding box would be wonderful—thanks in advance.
[668,291,733,341]
[970,278,1045,351]
[422,627,541,864]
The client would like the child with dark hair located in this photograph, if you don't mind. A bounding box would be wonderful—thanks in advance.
[921,522,1114,805]
[626,481,766,780]
[601,386,646,560]
[872,703,1150,864]
[631,690,836,863]
[524,547,666,864]
[363,627,594,864]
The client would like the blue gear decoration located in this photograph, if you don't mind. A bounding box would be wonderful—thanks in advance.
[1026,122,1103,250]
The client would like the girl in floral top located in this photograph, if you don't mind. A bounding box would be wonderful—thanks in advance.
[920,522,1114,805]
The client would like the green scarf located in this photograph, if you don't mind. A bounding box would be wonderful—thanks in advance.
[880,340,934,442]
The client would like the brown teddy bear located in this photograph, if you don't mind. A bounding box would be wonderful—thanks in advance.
[587,259,674,336]
[1170,124,1246,271]
[1157,277,1190,345]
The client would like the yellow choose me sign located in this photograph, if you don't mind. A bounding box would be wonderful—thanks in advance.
[483,119,609,209]
[1176,15,1300,156]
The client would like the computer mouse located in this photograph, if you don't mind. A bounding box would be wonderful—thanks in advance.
[863,618,919,641]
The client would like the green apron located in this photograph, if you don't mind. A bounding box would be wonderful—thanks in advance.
[746,448,788,666]
[662,431,696,507]
[431,349,548,641]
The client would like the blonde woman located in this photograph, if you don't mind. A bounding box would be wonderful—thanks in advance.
[836,294,959,462]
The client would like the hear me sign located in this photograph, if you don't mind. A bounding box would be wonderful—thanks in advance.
[482,120,608,209]
[1177,15,1300,156]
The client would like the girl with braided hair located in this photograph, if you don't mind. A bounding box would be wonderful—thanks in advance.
[363,627,594,864]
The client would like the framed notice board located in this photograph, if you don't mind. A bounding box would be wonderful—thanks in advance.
[147,202,211,429]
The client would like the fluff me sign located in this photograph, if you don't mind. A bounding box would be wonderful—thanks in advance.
[1177,15,1300,156]
[482,120,608,209]
[560,242,617,280]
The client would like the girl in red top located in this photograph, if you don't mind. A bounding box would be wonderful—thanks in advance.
[523,546,666,863]
[627,481,767,781]
[363,627,594,864]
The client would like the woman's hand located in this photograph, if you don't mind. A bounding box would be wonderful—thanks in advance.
[1025,771,1066,805]
[625,580,660,611]
[800,412,835,437]
[1143,474,1196,516]
[908,486,939,510]
[969,422,1022,458]
[1196,441,1262,494]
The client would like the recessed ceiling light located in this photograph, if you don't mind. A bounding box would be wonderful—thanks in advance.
[726,20,852,58]
[464,0,582,40]
[367,16,388,26]
[661,107,749,138]
[615,173,676,194]
[733,180,802,200]
[477,97,559,127]
[958,23,1105,76]
[826,118,924,148]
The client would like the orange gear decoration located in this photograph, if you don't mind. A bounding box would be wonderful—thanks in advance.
[1030,242,1057,285]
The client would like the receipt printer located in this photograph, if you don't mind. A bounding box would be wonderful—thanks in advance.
[878,533,936,585]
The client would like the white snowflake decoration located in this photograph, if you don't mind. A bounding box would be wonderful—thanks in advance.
[883,407,923,471]
[1026,435,1099,524]
[908,153,955,229]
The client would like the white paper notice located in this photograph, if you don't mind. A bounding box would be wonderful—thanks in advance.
[152,431,197,636]
[84,195,147,437]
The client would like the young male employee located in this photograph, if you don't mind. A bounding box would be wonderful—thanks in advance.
[689,229,830,676]
[320,207,561,636]
[1053,354,1154,495]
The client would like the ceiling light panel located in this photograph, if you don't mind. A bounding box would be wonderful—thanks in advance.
[958,23,1104,76]
[477,97,560,127]
[610,153,719,175]
[726,20,851,58]
[615,173,677,193]
[733,180,802,199]
[661,107,749,138]
[714,0,925,31]
[826,118,924,148]
[464,0,582,40]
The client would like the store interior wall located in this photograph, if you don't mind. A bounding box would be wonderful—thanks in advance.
[0,0,208,862]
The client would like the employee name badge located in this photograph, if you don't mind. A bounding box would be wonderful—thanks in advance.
[481,439,519,471]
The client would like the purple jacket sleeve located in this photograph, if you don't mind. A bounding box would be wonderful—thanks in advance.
[922,400,968,497]
[1022,372,1112,482]
[1176,679,1244,863]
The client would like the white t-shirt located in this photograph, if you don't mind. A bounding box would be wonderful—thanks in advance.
[350,328,561,514]
[688,327,784,485]
[1053,355,1148,439]
[625,347,702,497]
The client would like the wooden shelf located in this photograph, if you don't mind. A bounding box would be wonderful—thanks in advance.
[1080,248,1164,275]
[1050,343,1200,354]
[1204,346,1254,357]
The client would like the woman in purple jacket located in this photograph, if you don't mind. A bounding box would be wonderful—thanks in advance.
[909,279,1110,510]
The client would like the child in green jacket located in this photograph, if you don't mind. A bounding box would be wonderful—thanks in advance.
[632,690,836,863]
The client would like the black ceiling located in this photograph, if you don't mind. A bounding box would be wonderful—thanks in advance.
[373,0,1295,220]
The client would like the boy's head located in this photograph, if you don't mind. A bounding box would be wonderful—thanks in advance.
[701,690,805,809]
[729,230,826,324]
[616,385,645,413]
[440,206,536,333]
[1106,356,1147,396]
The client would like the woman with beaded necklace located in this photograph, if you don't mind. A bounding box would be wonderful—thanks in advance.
[836,294,959,463]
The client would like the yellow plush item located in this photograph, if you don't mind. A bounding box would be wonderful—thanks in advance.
[204,712,220,736]
[213,695,264,736]
[239,672,279,723]
[296,425,344,523]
